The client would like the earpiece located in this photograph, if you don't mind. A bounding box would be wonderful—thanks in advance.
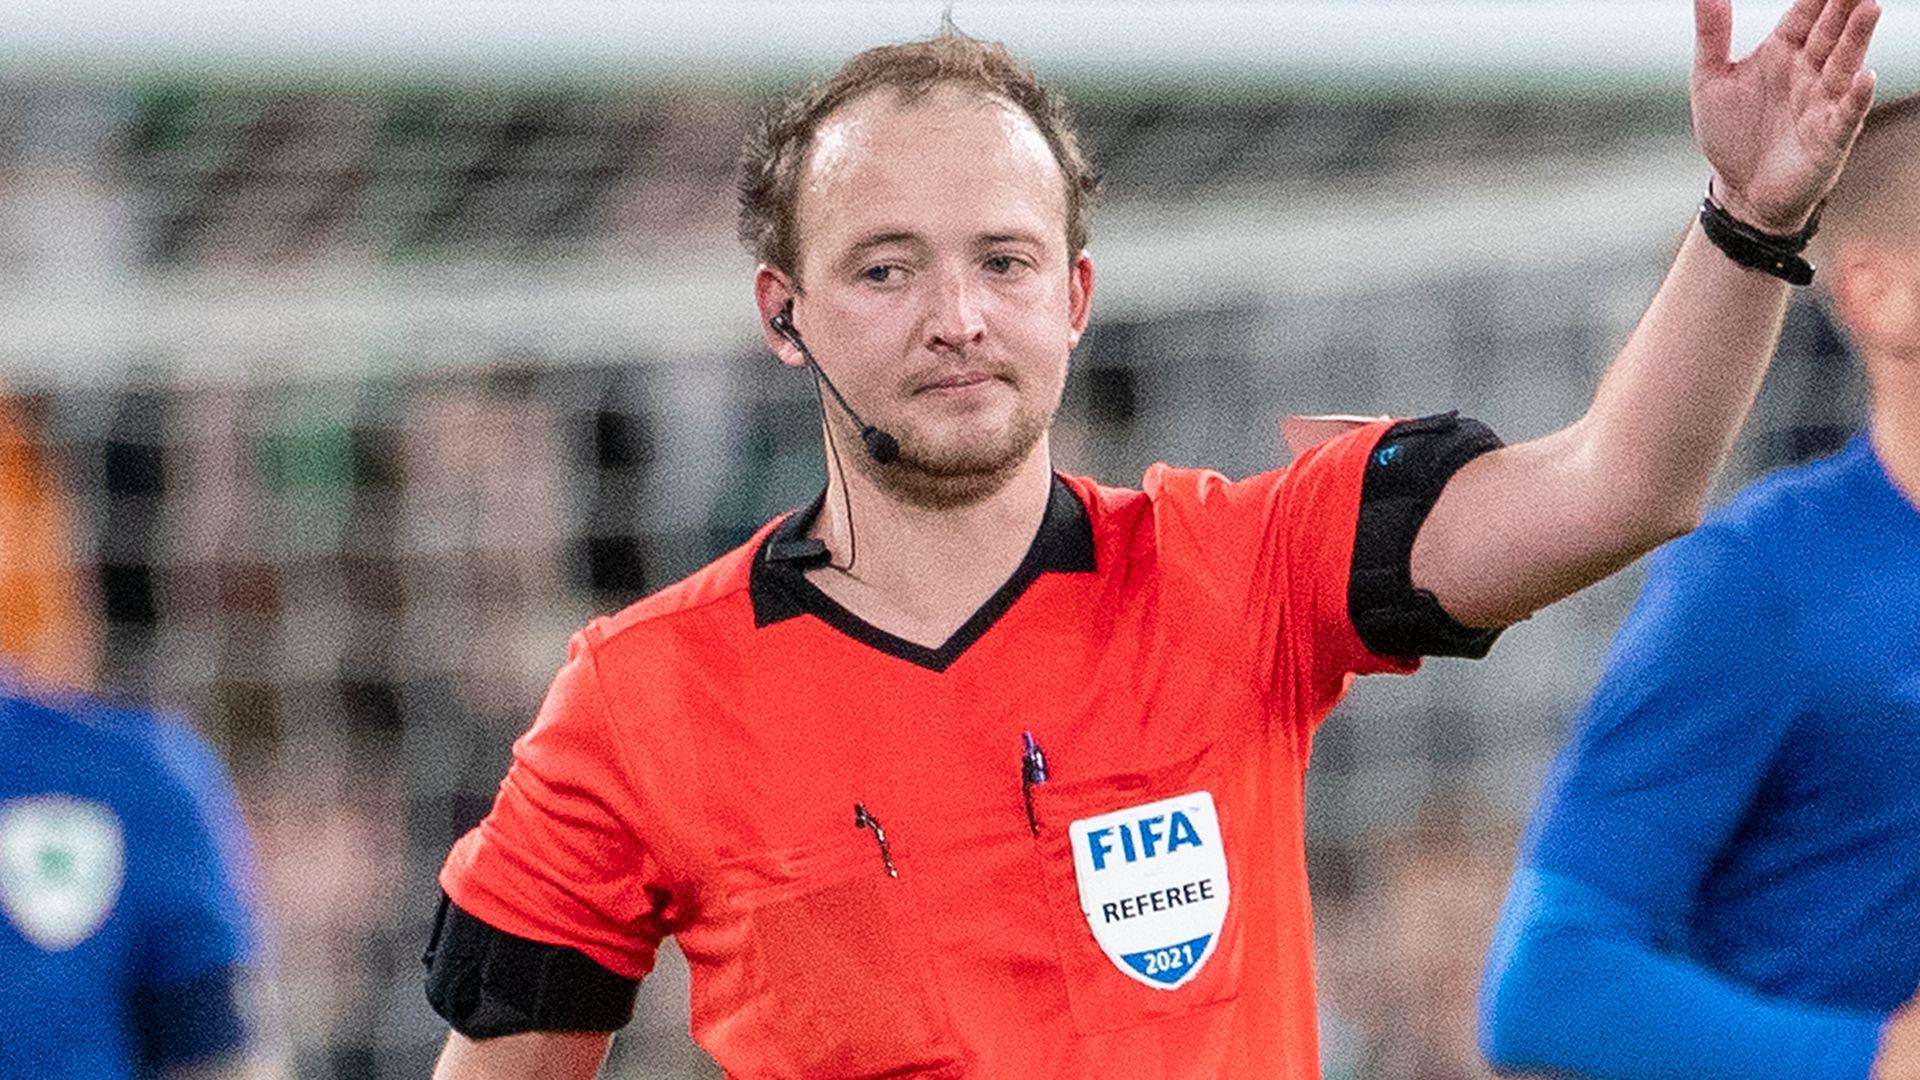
[769,300,900,466]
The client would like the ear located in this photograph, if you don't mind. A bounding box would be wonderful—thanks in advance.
[1829,241,1920,353]
[754,266,806,369]
[1065,250,1095,350]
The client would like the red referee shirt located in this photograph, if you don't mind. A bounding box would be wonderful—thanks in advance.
[433,417,1500,1079]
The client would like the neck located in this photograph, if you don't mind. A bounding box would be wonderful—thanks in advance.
[807,436,1056,638]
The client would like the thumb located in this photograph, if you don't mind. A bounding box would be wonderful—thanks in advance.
[1695,0,1734,73]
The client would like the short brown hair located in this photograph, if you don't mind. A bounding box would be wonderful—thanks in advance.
[736,21,1099,277]
[1820,93,1920,251]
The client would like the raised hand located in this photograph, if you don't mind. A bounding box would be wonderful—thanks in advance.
[1691,0,1879,234]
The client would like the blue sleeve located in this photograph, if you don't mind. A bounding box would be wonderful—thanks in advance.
[142,714,260,955]
[1482,867,1882,1080]
[127,717,259,1068]
[134,965,250,1073]
[1478,527,1884,1080]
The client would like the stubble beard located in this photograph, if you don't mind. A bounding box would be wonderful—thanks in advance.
[837,384,1059,511]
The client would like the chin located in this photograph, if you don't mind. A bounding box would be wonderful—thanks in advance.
[868,417,1051,508]
[907,418,1042,475]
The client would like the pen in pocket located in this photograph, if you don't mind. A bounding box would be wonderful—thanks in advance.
[854,802,898,878]
[1021,731,1048,836]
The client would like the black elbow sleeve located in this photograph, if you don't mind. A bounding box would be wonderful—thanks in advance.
[1349,411,1507,660]
[423,893,640,1039]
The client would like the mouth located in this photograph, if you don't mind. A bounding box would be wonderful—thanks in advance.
[914,370,1001,394]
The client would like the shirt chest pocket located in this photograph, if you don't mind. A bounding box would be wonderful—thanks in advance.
[702,835,970,1080]
[1028,744,1246,1036]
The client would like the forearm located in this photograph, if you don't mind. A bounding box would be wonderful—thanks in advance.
[1406,0,1878,627]
[1411,220,1792,626]
[1482,868,1884,1080]
[1563,217,1794,533]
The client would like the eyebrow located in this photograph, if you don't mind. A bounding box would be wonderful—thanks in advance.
[977,231,1047,248]
[845,231,922,256]
[836,228,1049,264]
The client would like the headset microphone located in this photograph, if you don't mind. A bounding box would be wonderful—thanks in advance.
[770,302,901,466]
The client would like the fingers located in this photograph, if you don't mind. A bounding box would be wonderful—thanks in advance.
[1821,69,1876,150]
[1695,0,1733,71]
[1822,1,1880,96]
[1842,68,1877,120]
[1775,0,1831,46]
[1806,0,1864,70]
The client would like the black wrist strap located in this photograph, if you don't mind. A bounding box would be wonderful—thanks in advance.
[1698,184,1821,286]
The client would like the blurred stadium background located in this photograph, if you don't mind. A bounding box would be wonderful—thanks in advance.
[1,2,1912,1077]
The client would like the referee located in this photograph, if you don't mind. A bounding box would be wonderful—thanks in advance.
[424,2,1881,1077]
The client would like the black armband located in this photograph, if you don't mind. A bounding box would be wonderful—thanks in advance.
[1349,411,1507,660]
[423,893,640,1039]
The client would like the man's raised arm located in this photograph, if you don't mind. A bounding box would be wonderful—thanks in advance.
[1409,0,1879,629]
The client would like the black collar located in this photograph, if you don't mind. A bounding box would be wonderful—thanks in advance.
[749,475,1097,672]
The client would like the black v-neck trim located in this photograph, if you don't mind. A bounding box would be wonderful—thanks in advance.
[749,475,1097,672]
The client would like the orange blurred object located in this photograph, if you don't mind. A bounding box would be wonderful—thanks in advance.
[0,393,97,689]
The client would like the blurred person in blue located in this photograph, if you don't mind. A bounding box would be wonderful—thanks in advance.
[0,676,269,1079]
[1480,95,1920,1080]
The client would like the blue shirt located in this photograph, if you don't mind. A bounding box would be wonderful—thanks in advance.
[0,685,256,1079]
[1481,433,1920,1080]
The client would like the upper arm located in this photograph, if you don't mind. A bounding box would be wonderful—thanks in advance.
[1342,412,1507,663]
[428,635,669,1038]
[1284,411,1507,699]
[1521,524,1791,928]
[1477,542,1873,1078]
[137,723,256,984]
[433,1029,612,1080]
[1412,420,1691,628]
[133,722,259,1073]
[1142,424,1409,710]
[1143,413,1502,727]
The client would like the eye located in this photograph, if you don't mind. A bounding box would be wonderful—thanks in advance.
[861,264,898,284]
[984,254,1021,274]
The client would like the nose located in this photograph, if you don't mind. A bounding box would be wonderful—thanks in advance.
[923,269,986,354]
